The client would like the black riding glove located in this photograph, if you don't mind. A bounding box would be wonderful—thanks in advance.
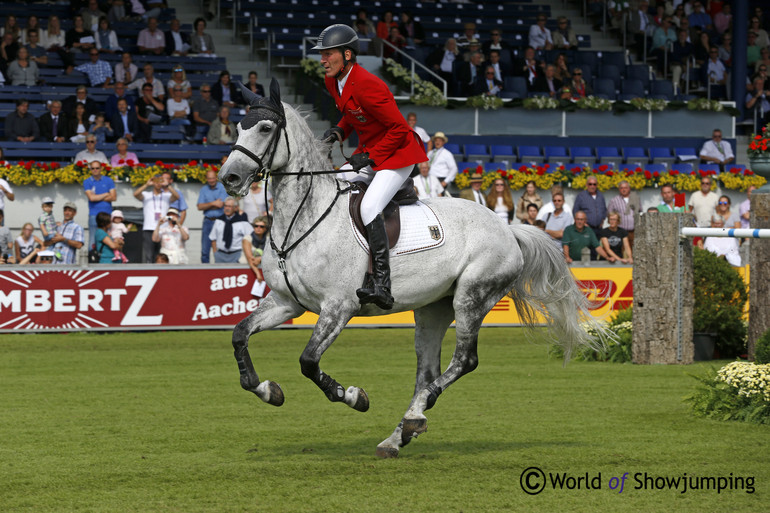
[348,152,376,171]
[322,126,345,144]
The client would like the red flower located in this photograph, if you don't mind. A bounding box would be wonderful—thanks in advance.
[126,159,135,166]
[635,167,642,173]
[729,167,739,174]
[690,170,696,175]
[188,160,198,167]
[669,169,679,176]
[625,170,633,176]
[50,162,59,169]
[536,168,545,176]
[746,169,754,176]
[203,163,210,169]
[599,164,608,172]
[750,142,758,150]
[118,159,125,164]
[653,171,660,177]
[606,170,614,177]
[156,160,164,166]
[571,166,581,174]
[138,163,146,168]
[644,170,652,179]
[476,165,483,173]
[500,171,507,178]
[698,170,706,177]
[519,165,528,172]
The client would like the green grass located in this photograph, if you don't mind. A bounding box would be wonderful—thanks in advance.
[0,329,767,512]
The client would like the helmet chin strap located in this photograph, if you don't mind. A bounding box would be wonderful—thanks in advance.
[334,50,353,80]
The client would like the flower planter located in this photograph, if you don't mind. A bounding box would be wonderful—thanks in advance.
[749,157,770,180]
[693,332,716,361]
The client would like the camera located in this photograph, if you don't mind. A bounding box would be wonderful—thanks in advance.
[166,216,176,224]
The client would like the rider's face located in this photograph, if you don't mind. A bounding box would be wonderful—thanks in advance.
[320,49,348,78]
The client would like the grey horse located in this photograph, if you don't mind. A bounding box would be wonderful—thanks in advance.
[218,80,602,458]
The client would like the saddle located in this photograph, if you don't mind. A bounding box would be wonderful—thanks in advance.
[348,177,419,250]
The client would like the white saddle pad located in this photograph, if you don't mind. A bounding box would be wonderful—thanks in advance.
[350,201,445,257]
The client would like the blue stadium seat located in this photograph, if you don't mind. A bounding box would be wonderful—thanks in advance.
[596,147,623,168]
[649,147,674,167]
[569,146,596,164]
[674,147,698,162]
[698,163,720,175]
[625,64,651,89]
[671,163,693,175]
[602,51,627,69]
[621,78,645,98]
[650,80,675,101]
[575,51,599,75]
[593,78,616,100]
[599,64,622,89]
[645,163,668,175]
[622,146,648,164]
[504,76,528,98]
[490,145,516,165]
[543,146,568,164]
[456,161,479,174]
[465,143,490,163]
[444,143,463,163]
[518,145,544,164]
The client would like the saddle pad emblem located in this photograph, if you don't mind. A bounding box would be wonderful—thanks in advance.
[429,225,441,240]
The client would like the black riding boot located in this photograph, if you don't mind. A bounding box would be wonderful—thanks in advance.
[356,213,394,310]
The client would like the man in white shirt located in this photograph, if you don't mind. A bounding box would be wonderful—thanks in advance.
[210,198,252,263]
[166,86,191,126]
[705,48,727,87]
[537,184,573,220]
[133,173,180,262]
[543,193,574,245]
[114,52,138,84]
[688,175,719,227]
[426,132,457,189]
[528,15,553,50]
[74,136,109,164]
[414,161,444,200]
[0,177,14,213]
[699,129,734,168]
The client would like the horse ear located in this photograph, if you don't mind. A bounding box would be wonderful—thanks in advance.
[269,78,284,115]
[237,81,261,107]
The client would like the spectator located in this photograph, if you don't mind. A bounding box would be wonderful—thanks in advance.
[108,210,130,262]
[652,17,677,71]
[459,171,486,204]
[600,212,633,264]
[190,17,216,57]
[104,82,135,121]
[137,17,165,55]
[0,209,11,253]
[2,15,21,43]
[241,180,272,222]
[127,0,164,22]
[135,83,164,142]
[693,30,711,66]
[38,196,57,244]
[551,53,571,83]
[242,216,269,279]
[114,52,138,84]
[482,28,510,56]
[192,83,218,128]
[75,48,113,87]
[529,14,553,51]
[414,161,444,200]
[515,180,543,223]
[543,192,573,244]
[0,173,14,215]
[5,99,39,142]
[572,175,607,244]
[718,32,733,69]
[24,29,47,67]
[484,50,510,83]
[110,137,139,167]
[426,38,458,86]
[657,183,685,212]
[426,132,457,189]
[197,169,228,263]
[152,207,189,264]
[41,15,65,52]
[713,3,732,35]
[111,97,138,142]
[208,106,237,145]
[746,76,770,133]
[245,71,265,98]
[107,0,130,23]
[21,15,41,45]
[699,128,733,168]
[95,17,121,54]
[563,211,610,263]
[739,185,756,229]
[705,46,727,94]
[211,70,240,108]
[7,47,38,86]
[48,202,84,264]
[165,18,190,56]
[553,16,578,50]
[606,180,641,247]
[18,247,55,265]
[89,112,113,143]
[376,11,398,40]
[486,178,514,224]
[93,211,123,263]
[532,64,562,97]
[703,214,741,266]
[82,0,105,31]
[82,159,115,246]
[476,65,504,96]
[14,222,42,263]
[210,198,251,263]
[0,32,19,76]
[747,32,761,68]
[522,203,540,226]
[398,11,424,47]
[383,25,406,61]
[715,194,740,228]
[63,85,100,121]
[353,19,374,55]
[128,63,165,101]
[457,51,483,96]
[515,46,540,88]
[162,170,187,225]
[65,14,95,57]
[0,147,7,166]
[134,173,180,263]
[751,16,770,50]
[68,103,91,143]
[75,134,109,164]
[166,85,191,127]
[757,50,770,75]
[688,1,712,32]
[670,29,694,90]
[165,64,192,99]
[457,22,479,49]
[568,67,592,99]
[39,100,69,143]
[406,112,430,150]
[352,8,376,36]
[462,39,483,62]
[155,253,169,264]
[688,175,719,227]
[537,184,574,220]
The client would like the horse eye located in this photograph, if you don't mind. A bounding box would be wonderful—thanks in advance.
[260,124,272,133]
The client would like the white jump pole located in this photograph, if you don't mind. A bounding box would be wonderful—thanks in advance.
[681,227,770,239]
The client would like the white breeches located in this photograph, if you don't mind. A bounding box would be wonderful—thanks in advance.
[341,164,413,225]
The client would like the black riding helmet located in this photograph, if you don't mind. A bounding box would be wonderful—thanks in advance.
[312,24,359,78]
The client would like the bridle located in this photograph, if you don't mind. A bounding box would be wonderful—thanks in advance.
[230,104,351,311]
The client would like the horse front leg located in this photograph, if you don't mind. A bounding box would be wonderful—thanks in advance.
[298,301,368,411]
[233,293,304,406]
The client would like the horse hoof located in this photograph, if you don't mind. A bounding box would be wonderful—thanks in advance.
[257,380,285,407]
[345,386,369,412]
[376,445,399,459]
[401,417,427,445]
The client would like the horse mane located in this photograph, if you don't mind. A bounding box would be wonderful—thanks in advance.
[283,103,335,173]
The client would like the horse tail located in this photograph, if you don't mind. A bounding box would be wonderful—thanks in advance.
[507,224,608,360]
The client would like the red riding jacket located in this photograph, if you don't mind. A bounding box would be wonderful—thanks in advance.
[324,63,427,171]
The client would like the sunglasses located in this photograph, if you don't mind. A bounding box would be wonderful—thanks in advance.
[201,89,211,92]
[702,182,711,185]
[574,72,582,75]
[587,182,598,186]
[718,201,729,205]
[254,224,267,228]
[86,140,96,143]
[90,166,100,169]
[173,68,183,72]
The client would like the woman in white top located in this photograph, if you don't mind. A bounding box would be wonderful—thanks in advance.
[21,15,40,45]
[166,65,192,99]
[42,15,66,50]
[241,180,273,222]
[1,15,21,41]
[14,223,42,263]
[486,178,514,224]
[95,17,121,53]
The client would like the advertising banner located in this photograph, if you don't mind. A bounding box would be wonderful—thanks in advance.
[0,265,637,332]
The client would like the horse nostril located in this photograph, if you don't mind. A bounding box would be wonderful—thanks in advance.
[224,173,241,185]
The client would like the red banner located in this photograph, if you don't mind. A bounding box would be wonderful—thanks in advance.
[0,266,264,332]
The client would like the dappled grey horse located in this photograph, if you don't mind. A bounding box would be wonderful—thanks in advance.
[219,80,601,457]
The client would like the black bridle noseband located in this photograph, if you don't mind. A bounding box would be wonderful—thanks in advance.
[230,106,351,311]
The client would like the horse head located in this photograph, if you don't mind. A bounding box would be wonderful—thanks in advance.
[219,78,290,197]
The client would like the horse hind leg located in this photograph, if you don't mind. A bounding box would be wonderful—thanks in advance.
[298,302,368,411]
[376,297,455,458]
[233,293,304,406]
